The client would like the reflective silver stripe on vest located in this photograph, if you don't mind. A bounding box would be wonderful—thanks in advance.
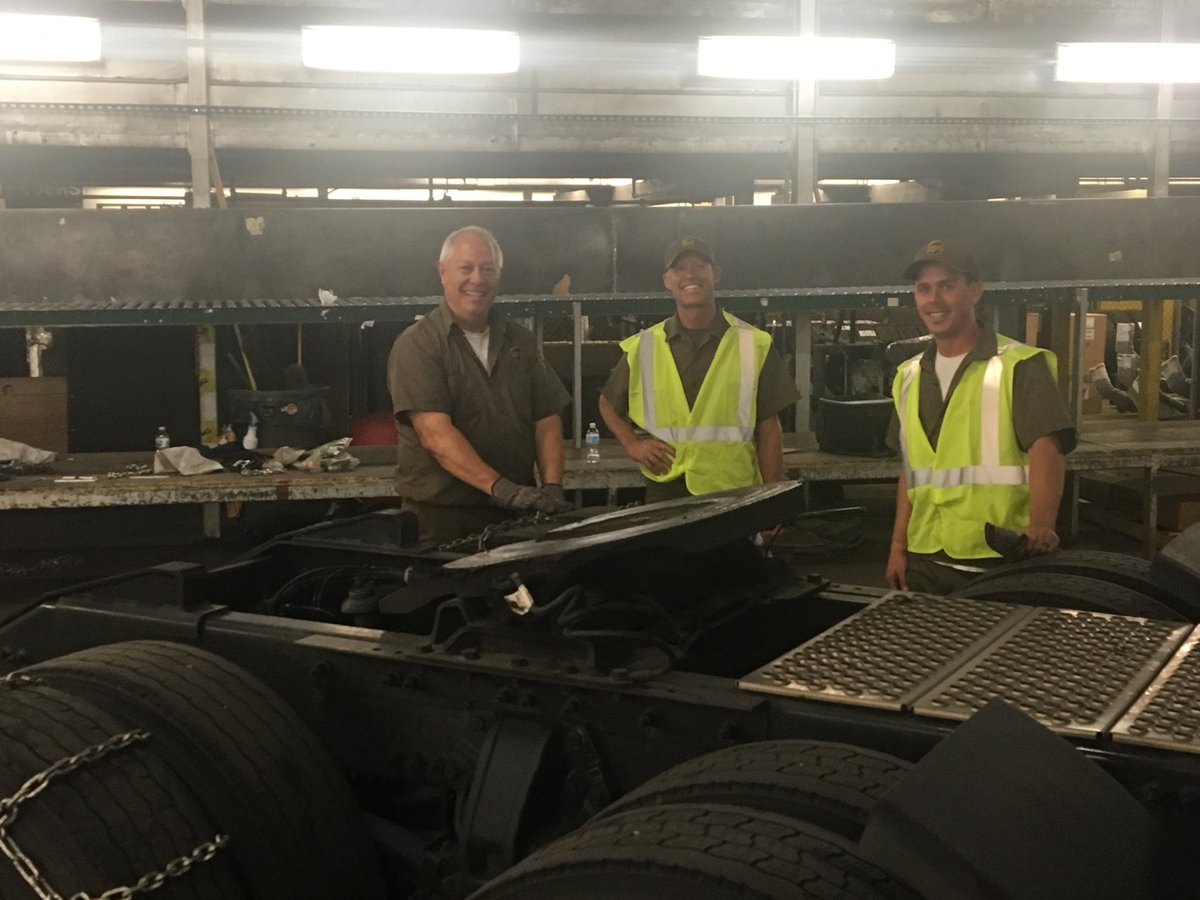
[906,464,1029,488]
[897,361,920,484]
[737,322,755,429]
[905,341,1028,490]
[646,424,754,442]
[979,343,1012,469]
[637,328,658,432]
[635,320,756,444]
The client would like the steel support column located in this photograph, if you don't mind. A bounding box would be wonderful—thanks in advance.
[1063,288,1089,542]
[793,313,812,440]
[572,300,583,448]
[1150,1,1175,199]
[791,0,817,204]
[1138,300,1164,422]
[1070,290,1089,428]
[184,0,212,208]
[196,325,218,446]
[1191,299,1199,419]
[1047,303,1072,400]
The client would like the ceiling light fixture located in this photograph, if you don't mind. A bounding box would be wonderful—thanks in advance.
[301,26,520,74]
[698,36,895,81]
[0,13,101,63]
[1055,43,1200,83]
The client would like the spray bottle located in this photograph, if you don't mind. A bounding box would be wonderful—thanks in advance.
[243,413,259,451]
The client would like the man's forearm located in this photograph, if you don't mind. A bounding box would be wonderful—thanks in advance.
[1027,434,1066,529]
[891,470,912,552]
[534,414,565,485]
[598,395,639,450]
[410,412,500,494]
[755,416,784,483]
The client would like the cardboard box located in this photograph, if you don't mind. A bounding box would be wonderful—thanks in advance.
[0,377,68,454]
[1024,312,1107,365]
[1080,468,1200,532]
[1025,312,1107,413]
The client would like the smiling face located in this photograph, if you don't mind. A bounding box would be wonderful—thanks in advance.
[912,261,983,353]
[663,251,721,315]
[438,231,501,331]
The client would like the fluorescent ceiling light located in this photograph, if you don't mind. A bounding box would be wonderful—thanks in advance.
[1056,42,1200,83]
[698,36,895,81]
[0,14,101,62]
[301,26,519,74]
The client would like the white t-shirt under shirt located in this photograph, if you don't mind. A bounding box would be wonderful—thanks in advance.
[463,328,490,371]
[935,351,968,400]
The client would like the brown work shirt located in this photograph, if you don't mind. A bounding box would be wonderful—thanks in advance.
[387,300,570,508]
[601,309,800,501]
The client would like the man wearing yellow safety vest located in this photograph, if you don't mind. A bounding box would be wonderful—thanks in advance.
[598,237,799,503]
[885,239,1076,596]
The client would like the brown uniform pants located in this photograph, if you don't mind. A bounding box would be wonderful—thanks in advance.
[904,554,988,597]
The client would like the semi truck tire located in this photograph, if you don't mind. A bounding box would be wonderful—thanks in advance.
[22,640,387,900]
[963,551,1194,619]
[955,572,1182,620]
[0,679,242,900]
[593,739,911,840]
[470,803,920,900]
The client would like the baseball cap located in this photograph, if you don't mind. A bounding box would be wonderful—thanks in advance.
[903,239,980,282]
[664,236,716,269]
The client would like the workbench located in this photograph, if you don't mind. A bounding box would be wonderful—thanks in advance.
[3,421,1200,549]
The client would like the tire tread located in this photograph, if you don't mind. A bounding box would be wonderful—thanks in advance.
[472,803,919,900]
[25,640,385,900]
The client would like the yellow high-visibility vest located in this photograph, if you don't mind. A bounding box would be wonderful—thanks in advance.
[622,311,771,495]
[894,336,1057,559]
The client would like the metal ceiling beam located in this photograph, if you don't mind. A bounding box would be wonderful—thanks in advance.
[3,0,1199,197]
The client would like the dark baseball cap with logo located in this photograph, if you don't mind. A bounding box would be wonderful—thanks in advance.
[903,239,980,282]
[664,236,716,269]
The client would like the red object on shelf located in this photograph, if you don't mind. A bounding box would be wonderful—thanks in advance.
[351,412,398,446]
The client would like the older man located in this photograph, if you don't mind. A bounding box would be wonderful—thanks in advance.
[599,236,799,502]
[885,239,1075,595]
[387,225,572,543]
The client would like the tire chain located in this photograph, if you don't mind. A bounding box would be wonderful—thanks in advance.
[0,686,230,900]
[437,511,548,554]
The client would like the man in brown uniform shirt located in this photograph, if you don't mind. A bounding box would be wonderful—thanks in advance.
[885,240,1076,595]
[598,237,800,504]
[387,226,572,543]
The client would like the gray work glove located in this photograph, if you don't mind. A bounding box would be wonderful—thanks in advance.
[490,476,544,512]
[538,483,574,515]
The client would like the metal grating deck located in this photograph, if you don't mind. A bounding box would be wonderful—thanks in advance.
[738,593,1025,711]
[913,608,1189,737]
[1112,629,1200,753]
[741,595,1192,739]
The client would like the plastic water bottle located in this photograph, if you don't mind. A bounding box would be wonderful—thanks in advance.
[154,426,171,450]
[585,422,601,464]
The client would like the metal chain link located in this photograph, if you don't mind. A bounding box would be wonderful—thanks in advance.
[437,511,549,554]
[0,730,150,831]
[0,728,228,900]
[70,834,230,900]
[0,673,41,690]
